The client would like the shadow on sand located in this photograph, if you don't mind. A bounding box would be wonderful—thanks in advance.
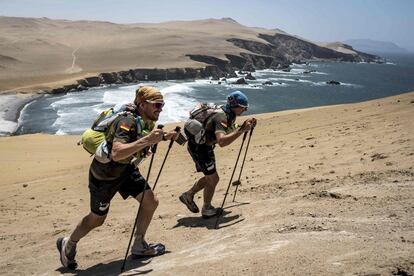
[56,253,172,276]
[172,203,249,230]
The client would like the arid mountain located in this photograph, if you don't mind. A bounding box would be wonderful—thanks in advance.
[0,16,379,92]
[344,39,408,54]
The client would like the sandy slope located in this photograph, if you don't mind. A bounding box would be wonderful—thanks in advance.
[0,17,276,92]
[0,16,359,93]
[0,92,413,275]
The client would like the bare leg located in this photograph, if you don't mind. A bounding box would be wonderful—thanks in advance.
[70,212,107,243]
[202,172,219,208]
[134,189,159,239]
[64,212,106,256]
[188,177,206,196]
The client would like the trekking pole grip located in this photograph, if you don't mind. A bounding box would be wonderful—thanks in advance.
[169,126,181,148]
[152,124,164,154]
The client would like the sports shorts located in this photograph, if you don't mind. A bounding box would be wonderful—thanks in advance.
[187,139,216,176]
[88,165,150,216]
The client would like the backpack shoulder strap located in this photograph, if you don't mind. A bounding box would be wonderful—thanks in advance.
[202,107,223,128]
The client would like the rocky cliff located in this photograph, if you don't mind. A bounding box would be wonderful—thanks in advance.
[0,16,381,94]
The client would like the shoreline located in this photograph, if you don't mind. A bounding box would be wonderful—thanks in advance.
[2,89,413,137]
[0,93,42,136]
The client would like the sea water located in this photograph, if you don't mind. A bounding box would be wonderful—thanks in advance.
[13,53,414,135]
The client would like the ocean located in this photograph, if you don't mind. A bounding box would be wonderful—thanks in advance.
[10,53,414,135]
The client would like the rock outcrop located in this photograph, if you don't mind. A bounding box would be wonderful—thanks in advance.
[46,31,380,95]
[326,80,341,85]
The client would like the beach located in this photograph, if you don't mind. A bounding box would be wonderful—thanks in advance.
[0,93,41,136]
[0,91,413,275]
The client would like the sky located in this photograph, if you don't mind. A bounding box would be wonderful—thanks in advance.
[1,0,414,50]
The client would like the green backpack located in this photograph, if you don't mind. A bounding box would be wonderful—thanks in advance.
[79,104,153,156]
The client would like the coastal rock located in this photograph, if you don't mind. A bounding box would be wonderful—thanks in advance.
[199,65,225,79]
[99,72,118,84]
[118,71,134,83]
[63,84,78,92]
[242,62,256,72]
[76,85,87,91]
[326,80,341,85]
[76,79,89,87]
[245,73,256,80]
[303,70,316,74]
[186,54,232,73]
[227,71,237,78]
[233,78,248,85]
[50,87,66,94]
[225,54,248,70]
[262,81,273,85]
[85,76,101,87]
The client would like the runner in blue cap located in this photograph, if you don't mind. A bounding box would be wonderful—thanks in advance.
[180,91,257,218]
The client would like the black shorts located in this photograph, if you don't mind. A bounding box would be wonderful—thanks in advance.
[187,140,216,175]
[88,165,150,216]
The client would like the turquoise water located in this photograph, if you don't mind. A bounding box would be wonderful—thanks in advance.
[16,53,414,135]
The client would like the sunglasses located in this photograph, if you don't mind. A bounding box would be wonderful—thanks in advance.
[238,105,248,110]
[146,100,165,109]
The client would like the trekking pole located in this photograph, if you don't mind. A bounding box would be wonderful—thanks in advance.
[121,124,164,273]
[152,126,181,191]
[214,131,248,229]
[232,127,255,202]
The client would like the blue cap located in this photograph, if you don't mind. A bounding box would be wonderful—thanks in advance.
[227,91,249,108]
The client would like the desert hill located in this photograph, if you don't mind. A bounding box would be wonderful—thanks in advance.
[0,16,378,93]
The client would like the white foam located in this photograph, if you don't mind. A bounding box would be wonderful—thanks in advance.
[55,129,67,135]
[161,83,194,94]
[50,96,87,108]
[222,83,264,90]
[254,69,313,78]
[16,99,35,133]
[0,116,17,135]
[102,90,132,106]
[312,81,362,88]
[0,95,32,135]
[269,77,314,84]
[160,83,197,123]
[292,63,306,68]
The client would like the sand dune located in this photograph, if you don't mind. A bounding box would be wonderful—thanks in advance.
[0,16,364,93]
[0,17,274,92]
[0,92,413,275]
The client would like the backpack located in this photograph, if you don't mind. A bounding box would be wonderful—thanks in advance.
[79,104,151,161]
[184,103,224,144]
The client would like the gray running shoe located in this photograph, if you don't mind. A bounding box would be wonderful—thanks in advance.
[179,192,199,213]
[56,237,78,270]
[201,205,220,218]
[131,240,166,258]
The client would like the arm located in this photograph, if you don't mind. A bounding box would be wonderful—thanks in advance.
[112,127,180,162]
[216,118,256,147]
[112,128,164,162]
[215,129,244,147]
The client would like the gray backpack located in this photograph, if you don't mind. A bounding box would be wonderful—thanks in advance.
[184,103,223,144]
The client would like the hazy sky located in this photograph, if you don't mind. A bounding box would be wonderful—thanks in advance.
[1,0,413,50]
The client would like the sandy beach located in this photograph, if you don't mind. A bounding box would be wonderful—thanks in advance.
[0,93,41,136]
[0,91,413,275]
